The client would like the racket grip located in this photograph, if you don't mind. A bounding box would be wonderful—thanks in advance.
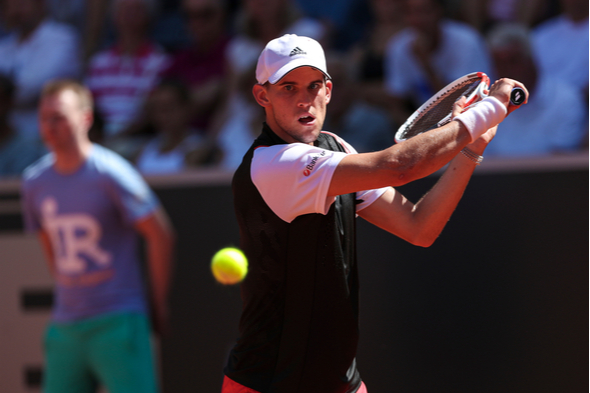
[510,87,526,106]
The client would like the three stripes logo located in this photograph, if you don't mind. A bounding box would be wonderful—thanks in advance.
[513,90,522,102]
[510,87,525,105]
[289,47,306,57]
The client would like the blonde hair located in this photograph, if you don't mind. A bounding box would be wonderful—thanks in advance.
[41,79,94,111]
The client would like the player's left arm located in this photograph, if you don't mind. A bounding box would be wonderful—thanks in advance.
[134,206,176,336]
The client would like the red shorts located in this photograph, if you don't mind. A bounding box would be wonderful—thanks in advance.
[221,375,368,393]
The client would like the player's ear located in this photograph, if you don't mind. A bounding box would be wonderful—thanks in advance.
[325,79,332,104]
[252,84,271,107]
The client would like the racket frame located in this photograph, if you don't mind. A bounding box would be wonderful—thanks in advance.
[395,72,490,143]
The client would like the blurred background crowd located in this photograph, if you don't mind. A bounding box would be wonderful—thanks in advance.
[0,0,587,178]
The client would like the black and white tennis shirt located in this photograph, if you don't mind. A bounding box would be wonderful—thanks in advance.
[225,123,387,393]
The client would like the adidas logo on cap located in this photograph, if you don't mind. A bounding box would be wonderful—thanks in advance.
[289,47,307,56]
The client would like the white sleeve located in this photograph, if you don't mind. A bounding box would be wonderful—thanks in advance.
[252,140,389,222]
[356,187,389,212]
[252,143,346,223]
[15,22,81,105]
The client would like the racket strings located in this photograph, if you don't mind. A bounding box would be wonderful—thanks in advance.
[399,78,483,139]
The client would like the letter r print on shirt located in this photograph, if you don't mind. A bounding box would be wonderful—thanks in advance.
[41,197,112,274]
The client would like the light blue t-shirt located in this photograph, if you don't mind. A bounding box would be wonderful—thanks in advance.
[21,144,159,322]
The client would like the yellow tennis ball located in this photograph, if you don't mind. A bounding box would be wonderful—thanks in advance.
[211,247,248,285]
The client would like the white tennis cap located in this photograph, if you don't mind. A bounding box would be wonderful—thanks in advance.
[256,34,331,85]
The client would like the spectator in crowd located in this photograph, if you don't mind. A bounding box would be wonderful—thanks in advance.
[384,0,493,126]
[292,0,372,50]
[210,0,328,170]
[0,4,10,39]
[36,0,110,64]
[135,79,215,174]
[0,74,45,178]
[459,0,559,33]
[483,23,586,156]
[43,0,86,36]
[149,0,191,53]
[159,0,231,134]
[81,0,113,63]
[0,0,81,140]
[85,0,170,143]
[531,0,588,100]
[24,0,113,64]
[349,0,406,112]
[532,0,588,148]
[323,52,395,153]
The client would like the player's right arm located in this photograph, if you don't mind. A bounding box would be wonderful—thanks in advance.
[330,118,470,195]
[327,78,526,197]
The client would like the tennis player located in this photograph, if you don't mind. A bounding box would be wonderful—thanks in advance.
[223,34,527,393]
[21,80,175,393]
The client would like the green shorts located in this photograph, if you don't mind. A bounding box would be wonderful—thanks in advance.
[43,312,158,393]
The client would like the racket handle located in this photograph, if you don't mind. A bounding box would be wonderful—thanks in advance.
[510,87,526,106]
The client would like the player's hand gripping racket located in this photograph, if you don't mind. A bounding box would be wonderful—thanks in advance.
[395,72,525,143]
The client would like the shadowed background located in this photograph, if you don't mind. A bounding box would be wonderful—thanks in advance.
[1,156,587,393]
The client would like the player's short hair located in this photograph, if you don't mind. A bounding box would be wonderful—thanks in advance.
[41,79,94,111]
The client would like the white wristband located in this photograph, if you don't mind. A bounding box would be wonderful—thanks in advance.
[454,96,507,142]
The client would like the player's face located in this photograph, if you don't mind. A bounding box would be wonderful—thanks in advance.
[259,67,332,144]
[39,90,90,152]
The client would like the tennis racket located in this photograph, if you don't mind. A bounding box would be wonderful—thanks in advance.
[395,72,525,143]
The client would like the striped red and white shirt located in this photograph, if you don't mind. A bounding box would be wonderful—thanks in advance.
[85,41,170,137]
